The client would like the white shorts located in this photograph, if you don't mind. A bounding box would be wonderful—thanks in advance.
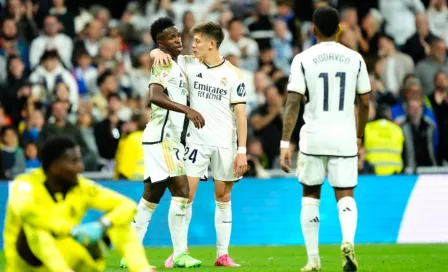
[185,142,238,182]
[143,138,186,183]
[297,152,358,188]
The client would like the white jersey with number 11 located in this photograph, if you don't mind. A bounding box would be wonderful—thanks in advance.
[287,42,371,157]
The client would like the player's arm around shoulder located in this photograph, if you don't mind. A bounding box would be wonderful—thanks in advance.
[80,178,137,227]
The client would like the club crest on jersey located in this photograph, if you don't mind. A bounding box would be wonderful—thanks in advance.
[162,71,169,79]
[220,77,228,87]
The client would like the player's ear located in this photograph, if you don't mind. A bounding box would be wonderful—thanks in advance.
[209,39,215,51]
[335,25,341,36]
[312,25,318,37]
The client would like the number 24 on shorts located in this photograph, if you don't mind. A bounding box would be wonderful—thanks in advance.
[173,147,198,163]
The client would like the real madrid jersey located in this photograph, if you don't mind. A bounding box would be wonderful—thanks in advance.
[178,55,246,148]
[287,42,371,156]
[143,60,188,144]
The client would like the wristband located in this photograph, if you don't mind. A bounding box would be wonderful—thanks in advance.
[237,147,246,154]
[280,140,290,149]
[99,217,112,230]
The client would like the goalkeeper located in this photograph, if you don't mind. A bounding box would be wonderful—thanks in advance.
[3,136,156,272]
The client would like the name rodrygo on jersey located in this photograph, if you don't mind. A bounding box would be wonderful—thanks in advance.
[178,55,246,148]
[287,42,371,157]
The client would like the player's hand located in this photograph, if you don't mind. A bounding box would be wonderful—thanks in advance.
[152,49,171,66]
[186,108,205,129]
[280,148,292,173]
[234,154,248,177]
[70,221,105,246]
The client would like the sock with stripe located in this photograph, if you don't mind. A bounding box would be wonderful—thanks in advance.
[131,198,158,242]
[215,201,232,258]
[338,196,358,245]
[169,197,188,258]
[301,197,320,265]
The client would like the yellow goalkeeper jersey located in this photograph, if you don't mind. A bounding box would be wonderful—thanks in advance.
[3,168,137,272]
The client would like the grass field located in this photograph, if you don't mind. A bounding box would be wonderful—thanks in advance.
[1,244,448,271]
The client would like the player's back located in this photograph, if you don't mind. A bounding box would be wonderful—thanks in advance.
[295,42,369,156]
[143,60,188,144]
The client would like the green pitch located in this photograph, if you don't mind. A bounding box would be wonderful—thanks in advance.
[1,244,448,271]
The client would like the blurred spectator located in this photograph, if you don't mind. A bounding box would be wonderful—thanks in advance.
[114,113,145,180]
[108,27,132,72]
[247,70,270,112]
[275,0,302,53]
[172,0,208,30]
[91,70,118,120]
[132,31,155,61]
[364,104,405,175]
[377,34,415,96]
[146,0,175,26]
[391,77,437,124]
[4,0,39,43]
[92,6,112,35]
[359,8,383,64]
[428,71,448,164]
[180,11,195,55]
[0,17,30,68]
[129,50,151,98]
[94,93,125,167]
[77,108,99,168]
[427,0,448,46]
[220,18,259,72]
[74,19,102,59]
[358,146,375,175]
[258,46,283,81]
[369,73,397,107]
[245,136,270,178]
[29,15,73,69]
[272,19,293,75]
[24,141,40,169]
[54,81,77,123]
[246,0,274,50]
[250,85,298,168]
[96,37,120,74]
[339,25,359,52]
[0,55,29,125]
[397,99,438,172]
[0,125,25,179]
[416,37,448,94]
[22,109,44,142]
[39,100,84,150]
[72,48,98,97]
[29,49,79,110]
[49,0,75,38]
[379,0,425,46]
[402,13,437,65]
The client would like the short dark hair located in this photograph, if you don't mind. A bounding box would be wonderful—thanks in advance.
[227,18,242,30]
[150,17,175,43]
[192,22,225,48]
[313,6,340,38]
[97,70,113,87]
[107,92,121,102]
[39,136,77,172]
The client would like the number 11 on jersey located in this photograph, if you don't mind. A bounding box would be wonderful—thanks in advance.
[318,72,346,112]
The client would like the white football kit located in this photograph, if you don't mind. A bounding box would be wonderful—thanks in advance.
[142,60,188,183]
[178,56,246,181]
[287,42,371,188]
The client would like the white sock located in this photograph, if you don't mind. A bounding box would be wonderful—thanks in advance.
[184,202,193,250]
[215,201,232,258]
[131,198,157,242]
[169,197,188,258]
[338,196,358,245]
[301,197,320,264]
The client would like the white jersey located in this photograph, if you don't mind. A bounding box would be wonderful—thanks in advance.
[178,55,246,148]
[288,42,371,156]
[143,60,188,143]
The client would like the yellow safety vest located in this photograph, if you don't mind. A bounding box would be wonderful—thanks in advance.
[364,119,405,175]
[114,131,144,180]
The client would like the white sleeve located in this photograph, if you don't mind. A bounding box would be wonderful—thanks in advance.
[356,59,371,94]
[412,0,425,13]
[230,73,247,105]
[29,39,43,69]
[63,71,79,111]
[287,55,306,95]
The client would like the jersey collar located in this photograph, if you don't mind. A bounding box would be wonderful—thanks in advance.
[203,57,226,69]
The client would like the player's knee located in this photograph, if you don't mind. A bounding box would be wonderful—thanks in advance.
[215,191,231,202]
[173,185,189,198]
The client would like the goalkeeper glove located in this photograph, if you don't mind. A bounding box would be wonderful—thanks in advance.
[70,218,111,246]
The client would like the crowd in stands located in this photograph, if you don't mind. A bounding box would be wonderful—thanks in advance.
[0,0,447,180]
